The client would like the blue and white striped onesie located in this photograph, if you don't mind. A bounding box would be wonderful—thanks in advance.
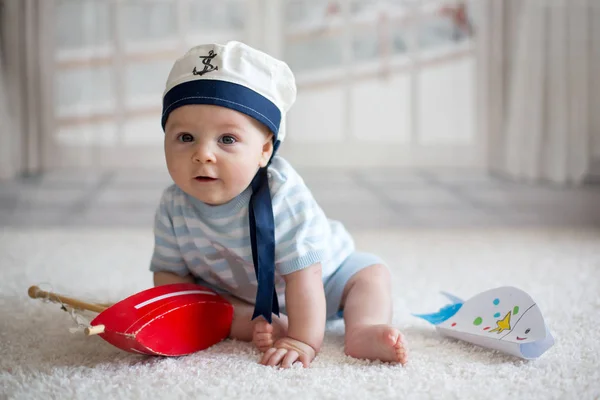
[150,156,384,318]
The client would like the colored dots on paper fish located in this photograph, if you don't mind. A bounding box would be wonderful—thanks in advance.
[513,306,519,315]
[473,317,483,326]
[493,298,500,305]
[494,312,501,318]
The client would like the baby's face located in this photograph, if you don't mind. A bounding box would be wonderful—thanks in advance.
[164,104,273,205]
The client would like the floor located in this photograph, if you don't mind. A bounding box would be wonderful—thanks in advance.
[3,228,600,399]
[0,167,599,230]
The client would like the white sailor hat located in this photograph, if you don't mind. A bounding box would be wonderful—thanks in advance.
[161,41,297,143]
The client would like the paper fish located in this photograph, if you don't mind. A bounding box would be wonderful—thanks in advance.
[413,286,554,359]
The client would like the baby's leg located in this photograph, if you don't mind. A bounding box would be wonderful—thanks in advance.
[340,264,408,365]
[222,295,288,352]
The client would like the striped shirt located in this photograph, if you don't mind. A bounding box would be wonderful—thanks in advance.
[149,156,355,307]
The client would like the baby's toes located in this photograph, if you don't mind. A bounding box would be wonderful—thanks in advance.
[394,335,409,365]
[397,350,408,366]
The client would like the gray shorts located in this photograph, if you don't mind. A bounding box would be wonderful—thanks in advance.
[195,251,386,321]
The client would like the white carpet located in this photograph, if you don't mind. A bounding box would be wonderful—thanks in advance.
[1,227,599,400]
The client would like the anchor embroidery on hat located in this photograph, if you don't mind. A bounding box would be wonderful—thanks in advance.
[192,50,219,76]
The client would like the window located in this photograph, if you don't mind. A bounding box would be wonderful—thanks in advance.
[282,0,478,160]
[50,0,478,168]
[283,0,474,83]
[54,0,248,152]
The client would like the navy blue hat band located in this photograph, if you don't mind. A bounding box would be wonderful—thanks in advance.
[161,79,282,136]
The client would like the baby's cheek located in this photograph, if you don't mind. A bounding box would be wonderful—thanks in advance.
[235,171,255,192]
[166,162,185,180]
[231,162,257,185]
[165,151,182,170]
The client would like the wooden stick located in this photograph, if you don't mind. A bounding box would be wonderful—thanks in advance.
[94,302,115,308]
[27,286,108,314]
[85,325,105,336]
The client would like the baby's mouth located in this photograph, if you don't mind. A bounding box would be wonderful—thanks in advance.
[194,176,217,182]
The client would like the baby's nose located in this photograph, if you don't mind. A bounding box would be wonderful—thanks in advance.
[192,144,216,164]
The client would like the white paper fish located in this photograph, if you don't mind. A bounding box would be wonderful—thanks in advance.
[413,286,554,359]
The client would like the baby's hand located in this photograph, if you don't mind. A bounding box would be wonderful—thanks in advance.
[260,336,316,368]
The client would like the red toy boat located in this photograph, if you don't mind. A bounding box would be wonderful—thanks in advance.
[28,283,234,356]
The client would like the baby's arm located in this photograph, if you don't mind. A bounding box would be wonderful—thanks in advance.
[153,271,195,286]
[285,263,326,351]
[261,263,325,367]
[151,187,192,284]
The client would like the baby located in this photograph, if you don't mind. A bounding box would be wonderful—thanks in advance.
[150,41,407,368]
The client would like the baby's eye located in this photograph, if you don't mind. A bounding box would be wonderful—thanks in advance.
[219,135,237,145]
[178,133,194,143]
[525,328,531,334]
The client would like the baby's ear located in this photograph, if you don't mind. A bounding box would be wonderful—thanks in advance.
[259,134,274,167]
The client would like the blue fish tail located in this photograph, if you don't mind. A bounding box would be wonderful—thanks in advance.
[413,303,463,325]
[440,291,464,305]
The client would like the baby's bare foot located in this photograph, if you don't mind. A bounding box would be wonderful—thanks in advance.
[344,324,408,365]
[252,316,288,353]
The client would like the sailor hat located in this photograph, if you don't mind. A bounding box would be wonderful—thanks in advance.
[161,41,296,144]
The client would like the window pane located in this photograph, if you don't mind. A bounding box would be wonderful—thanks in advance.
[123,118,164,145]
[418,58,474,144]
[285,0,333,28]
[55,0,111,50]
[188,0,245,32]
[350,74,411,143]
[284,34,344,72]
[125,60,173,108]
[352,28,380,62]
[418,2,473,52]
[350,0,409,18]
[352,25,408,63]
[56,67,114,116]
[390,24,409,55]
[121,2,177,44]
[56,123,119,146]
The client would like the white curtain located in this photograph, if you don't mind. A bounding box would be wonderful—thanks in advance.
[0,26,12,179]
[0,0,17,180]
[479,0,596,185]
[0,0,52,179]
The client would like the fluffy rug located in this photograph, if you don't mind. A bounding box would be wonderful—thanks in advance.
[1,227,599,400]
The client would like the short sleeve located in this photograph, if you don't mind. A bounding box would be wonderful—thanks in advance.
[149,186,189,276]
[270,158,329,275]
